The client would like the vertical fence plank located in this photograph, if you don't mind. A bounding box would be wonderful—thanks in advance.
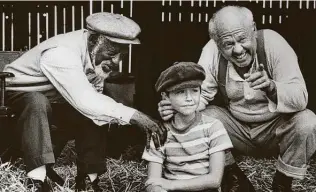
[54,5,57,36]
[1,6,5,51]
[90,0,93,15]
[10,10,13,51]
[28,12,31,49]
[80,6,84,29]
[46,3,54,40]
[72,6,75,31]
[0,5,2,51]
[37,11,40,44]
[0,0,314,54]
[6,4,13,51]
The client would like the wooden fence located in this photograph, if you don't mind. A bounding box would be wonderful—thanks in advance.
[1,0,316,116]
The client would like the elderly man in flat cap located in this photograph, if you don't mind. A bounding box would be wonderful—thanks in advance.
[159,6,316,192]
[3,12,166,191]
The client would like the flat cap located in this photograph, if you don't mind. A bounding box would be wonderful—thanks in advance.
[86,12,141,44]
[155,62,206,93]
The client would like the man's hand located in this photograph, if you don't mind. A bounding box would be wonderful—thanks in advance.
[244,64,275,94]
[158,99,175,121]
[130,111,167,150]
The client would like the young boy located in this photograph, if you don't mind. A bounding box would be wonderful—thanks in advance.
[142,62,233,192]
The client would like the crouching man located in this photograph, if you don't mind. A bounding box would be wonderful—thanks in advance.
[4,12,166,191]
[158,6,316,192]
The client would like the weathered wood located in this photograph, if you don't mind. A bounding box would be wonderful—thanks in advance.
[0,51,23,71]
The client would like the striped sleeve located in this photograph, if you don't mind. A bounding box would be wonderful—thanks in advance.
[142,139,165,164]
[207,119,233,155]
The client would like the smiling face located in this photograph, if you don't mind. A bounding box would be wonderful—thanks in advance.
[212,7,257,68]
[88,33,128,78]
[164,86,201,117]
[217,27,257,68]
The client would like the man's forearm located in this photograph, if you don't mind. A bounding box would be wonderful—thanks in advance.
[168,174,221,191]
[130,110,156,130]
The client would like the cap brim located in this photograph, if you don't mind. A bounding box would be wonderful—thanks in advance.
[105,36,140,44]
[166,80,203,92]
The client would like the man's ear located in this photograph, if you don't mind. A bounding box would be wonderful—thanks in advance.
[161,92,169,100]
[252,22,257,32]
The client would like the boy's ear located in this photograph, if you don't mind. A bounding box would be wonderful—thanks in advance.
[161,92,169,100]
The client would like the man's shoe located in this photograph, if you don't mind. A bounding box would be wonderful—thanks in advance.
[221,163,256,192]
[272,171,293,192]
[25,178,50,192]
[75,174,102,192]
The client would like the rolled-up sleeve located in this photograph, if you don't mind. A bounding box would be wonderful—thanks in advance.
[198,40,220,107]
[264,30,308,113]
[40,47,136,126]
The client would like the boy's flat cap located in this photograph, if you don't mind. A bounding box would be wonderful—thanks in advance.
[155,62,206,93]
[86,12,141,44]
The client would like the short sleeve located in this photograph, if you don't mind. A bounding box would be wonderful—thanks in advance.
[207,119,233,155]
[142,139,165,164]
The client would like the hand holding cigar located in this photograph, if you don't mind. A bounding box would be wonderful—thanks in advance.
[244,63,271,91]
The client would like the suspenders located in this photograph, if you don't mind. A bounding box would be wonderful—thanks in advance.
[215,30,270,107]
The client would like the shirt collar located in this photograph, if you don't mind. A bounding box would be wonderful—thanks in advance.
[227,54,258,82]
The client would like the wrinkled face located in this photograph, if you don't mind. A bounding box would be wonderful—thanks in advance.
[89,35,128,79]
[165,87,201,116]
[217,25,257,68]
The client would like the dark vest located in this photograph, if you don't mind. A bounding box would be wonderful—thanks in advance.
[212,30,271,107]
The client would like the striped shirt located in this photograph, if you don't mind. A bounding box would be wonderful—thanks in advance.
[142,112,233,180]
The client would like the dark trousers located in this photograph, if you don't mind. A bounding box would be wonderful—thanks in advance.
[6,91,107,174]
[203,105,316,180]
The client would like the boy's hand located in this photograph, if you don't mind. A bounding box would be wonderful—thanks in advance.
[158,99,175,121]
[145,184,167,192]
[146,178,173,191]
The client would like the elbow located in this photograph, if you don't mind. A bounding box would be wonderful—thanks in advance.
[206,175,222,189]
[213,177,222,189]
[303,90,308,109]
[298,88,308,110]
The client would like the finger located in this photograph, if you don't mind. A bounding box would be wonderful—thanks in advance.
[158,99,172,107]
[259,64,264,72]
[252,81,270,90]
[162,113,174,121]
[152,133,160,149]
[146,131,151,150]
[245,71,262,82]
[157,124,165,141]
[157,124,167,144]
[158,105,174,111]
[244,73,250,78]
[162,126,168,144]
[158,108,174,120]
[161,109,174,116]
[250,76,266,87]
[158,108,174,118]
